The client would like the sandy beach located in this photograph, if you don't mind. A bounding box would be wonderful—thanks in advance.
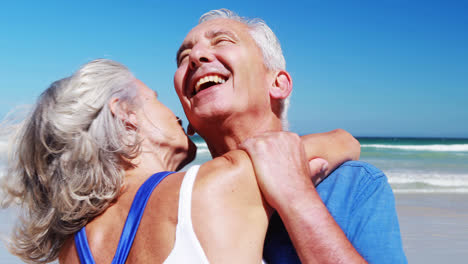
[395,192,468,263]
[0,192,466,263]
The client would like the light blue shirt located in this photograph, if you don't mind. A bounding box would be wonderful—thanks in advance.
[263,161,407,263]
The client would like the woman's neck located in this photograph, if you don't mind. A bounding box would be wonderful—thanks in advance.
[124,150,170,181]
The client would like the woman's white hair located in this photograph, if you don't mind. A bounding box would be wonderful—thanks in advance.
[1,59,141,263]
[199,9,290,129]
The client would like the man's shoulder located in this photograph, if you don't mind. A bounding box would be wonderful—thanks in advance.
[333,160,386,181]
[326,164,406,263]
[317,160,391,203]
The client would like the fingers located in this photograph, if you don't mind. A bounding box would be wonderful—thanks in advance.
[308,158,329,185]
[240,132,305,165]
[240,136,268,154]
[240,131,314,206]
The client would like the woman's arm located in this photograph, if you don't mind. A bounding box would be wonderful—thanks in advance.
[301,128,361,184]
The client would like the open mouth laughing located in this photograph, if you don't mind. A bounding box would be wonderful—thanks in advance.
[191,74,228,97]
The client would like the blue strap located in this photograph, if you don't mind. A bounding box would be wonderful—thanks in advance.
[74,171,174,264]
[74,227,96,264]
[112,171,174,263]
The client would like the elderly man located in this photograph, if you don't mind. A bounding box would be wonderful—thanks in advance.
[174,9,407,263]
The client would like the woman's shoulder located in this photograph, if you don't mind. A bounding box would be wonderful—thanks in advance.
[190,150,270,263]
[196,149,257,197]
[200,149,253,177]
[190,149,270,225]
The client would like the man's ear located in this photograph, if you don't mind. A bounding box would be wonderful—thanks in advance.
[269,70,292,99]
[109,97,138,128]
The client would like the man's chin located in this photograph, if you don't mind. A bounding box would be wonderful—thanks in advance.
[188,106,233,123]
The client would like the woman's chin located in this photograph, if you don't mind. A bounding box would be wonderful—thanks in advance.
[175,139,197,171]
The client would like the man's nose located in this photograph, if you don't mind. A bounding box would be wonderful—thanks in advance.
[189,43,213,69]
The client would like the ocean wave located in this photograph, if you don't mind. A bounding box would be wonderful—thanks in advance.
[194,141,207,147]
[362,144,468,152]
[393,188,468,193]
[386,171,468,193]
[194,141,210,155]
[388,175,468,188]
[196,148,211,154]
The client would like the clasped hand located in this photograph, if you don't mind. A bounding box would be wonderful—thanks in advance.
[240,131,328,211]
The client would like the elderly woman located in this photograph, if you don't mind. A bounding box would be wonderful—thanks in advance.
[1,59,358,263]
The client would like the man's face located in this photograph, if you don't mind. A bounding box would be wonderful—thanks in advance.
[174,18,273,130]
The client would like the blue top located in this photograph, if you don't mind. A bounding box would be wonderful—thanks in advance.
[263,161,407,263]
[74,171,174,264]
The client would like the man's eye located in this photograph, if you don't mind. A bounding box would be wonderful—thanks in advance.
[214,37,232,45]
[178,53,189,65]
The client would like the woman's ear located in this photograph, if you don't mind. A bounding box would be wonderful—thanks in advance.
[269,70,293,99]
[109,98,138,128]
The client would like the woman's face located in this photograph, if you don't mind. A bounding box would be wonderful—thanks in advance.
[135,79,196,169]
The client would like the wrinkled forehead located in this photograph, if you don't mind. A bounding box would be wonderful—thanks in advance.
[176,18,256,63]
[193,18,249,39]
[181,19,250,45]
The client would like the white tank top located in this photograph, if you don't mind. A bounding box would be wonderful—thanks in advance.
[164,165,209,263]
[164,165,267,264]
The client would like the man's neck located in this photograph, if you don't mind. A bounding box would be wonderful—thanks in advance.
[201,114,283,158]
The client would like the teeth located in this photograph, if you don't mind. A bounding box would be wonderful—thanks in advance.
[194,74,227,94]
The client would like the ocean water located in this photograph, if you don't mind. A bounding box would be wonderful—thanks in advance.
[358,137,468,193]
[187,136,468,194]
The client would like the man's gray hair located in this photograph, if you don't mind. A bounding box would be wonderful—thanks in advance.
[199,9,290,129]
[1,59,141,263]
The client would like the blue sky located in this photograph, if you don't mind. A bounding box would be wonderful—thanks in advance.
[1,0,467,138]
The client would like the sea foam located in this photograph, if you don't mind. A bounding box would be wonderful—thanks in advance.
[362,144,468,152]
[386,171,468,193]
[194,140,210,154]
[393,188,468,193]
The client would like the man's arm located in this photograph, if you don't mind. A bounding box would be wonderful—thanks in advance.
[241,132,366,263]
